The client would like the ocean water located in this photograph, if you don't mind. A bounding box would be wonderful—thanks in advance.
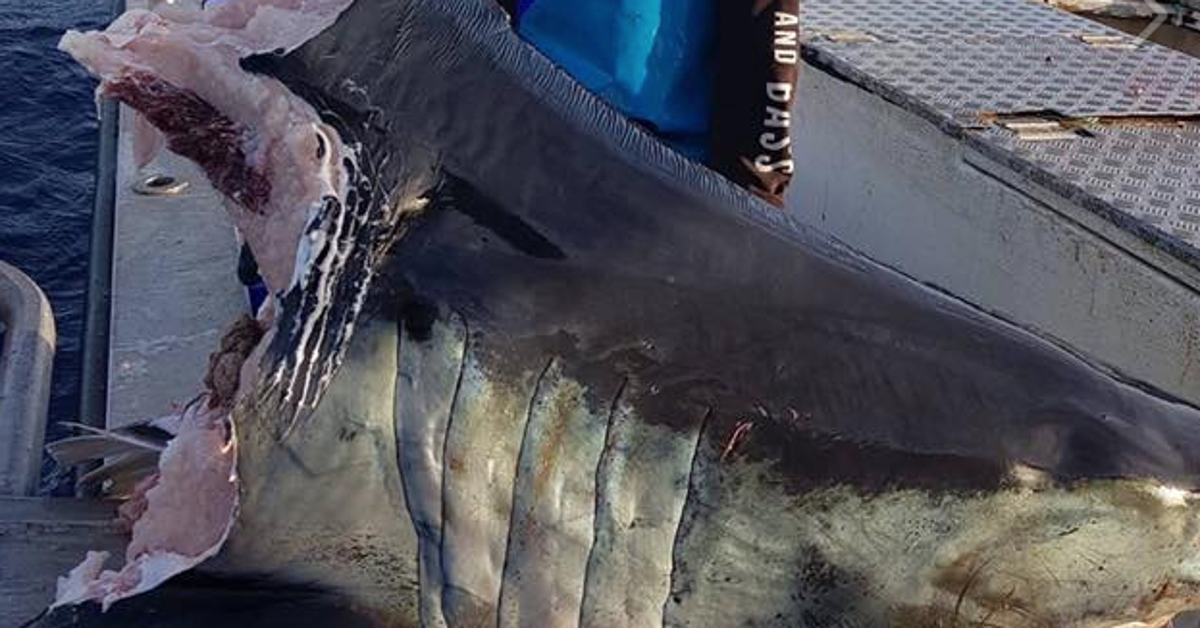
[0,1,111,426]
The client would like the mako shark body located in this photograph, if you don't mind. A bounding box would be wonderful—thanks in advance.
[50,0,1200,626]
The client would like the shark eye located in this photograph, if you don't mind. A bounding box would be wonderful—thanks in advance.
[315,129,328,160]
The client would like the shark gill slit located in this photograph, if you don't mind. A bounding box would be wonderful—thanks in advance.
[494,356,559,627]
[432,312,472,626]
[661,406,715,625]
[576,374,629,627]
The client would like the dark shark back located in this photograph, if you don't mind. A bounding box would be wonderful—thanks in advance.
[257,0,1200,488]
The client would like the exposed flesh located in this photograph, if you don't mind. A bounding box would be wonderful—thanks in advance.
[60,0,355,294]
[53,0,355,609]
[52,403,237,610]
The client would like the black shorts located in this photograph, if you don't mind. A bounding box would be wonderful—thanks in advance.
[709,0,801,207]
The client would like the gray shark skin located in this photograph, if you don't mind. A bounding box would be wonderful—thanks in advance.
[48,0,1200,627]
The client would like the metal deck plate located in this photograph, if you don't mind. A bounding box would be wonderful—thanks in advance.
[802,0,1093,40]
[813,39,1200,117]
[801,0,1200,256]
[986,125,1200,243]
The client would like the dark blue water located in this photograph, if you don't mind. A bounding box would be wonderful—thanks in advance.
[0,1,111,425]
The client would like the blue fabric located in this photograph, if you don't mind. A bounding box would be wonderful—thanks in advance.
[247,282,268,316]
[517,0,716,154]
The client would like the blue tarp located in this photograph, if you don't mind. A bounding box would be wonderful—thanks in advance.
[516,0,716,156]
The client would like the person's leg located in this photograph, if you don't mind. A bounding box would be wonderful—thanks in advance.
[709,0,801,207]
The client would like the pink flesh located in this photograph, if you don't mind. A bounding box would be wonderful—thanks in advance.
[117,473,159,530]
[109,71,273,213]
[127,411,237,561]
[53,404,238,611]
[53,0,355,610]
[60,0,355,294]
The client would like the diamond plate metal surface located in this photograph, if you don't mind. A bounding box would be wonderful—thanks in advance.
[801,0,1200,253]
[989,125,1200,240]
[802,0,1094,40]
[816,39,1200,117]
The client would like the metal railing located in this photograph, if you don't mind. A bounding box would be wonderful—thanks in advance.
[0,260,55,496]
[78,2,125,444]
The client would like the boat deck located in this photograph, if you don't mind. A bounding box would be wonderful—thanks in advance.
[802,0,1200,256]
[792,0,1200,404]
[0,498,123,628]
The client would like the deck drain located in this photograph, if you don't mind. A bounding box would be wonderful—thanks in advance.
[133,174,189,196]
